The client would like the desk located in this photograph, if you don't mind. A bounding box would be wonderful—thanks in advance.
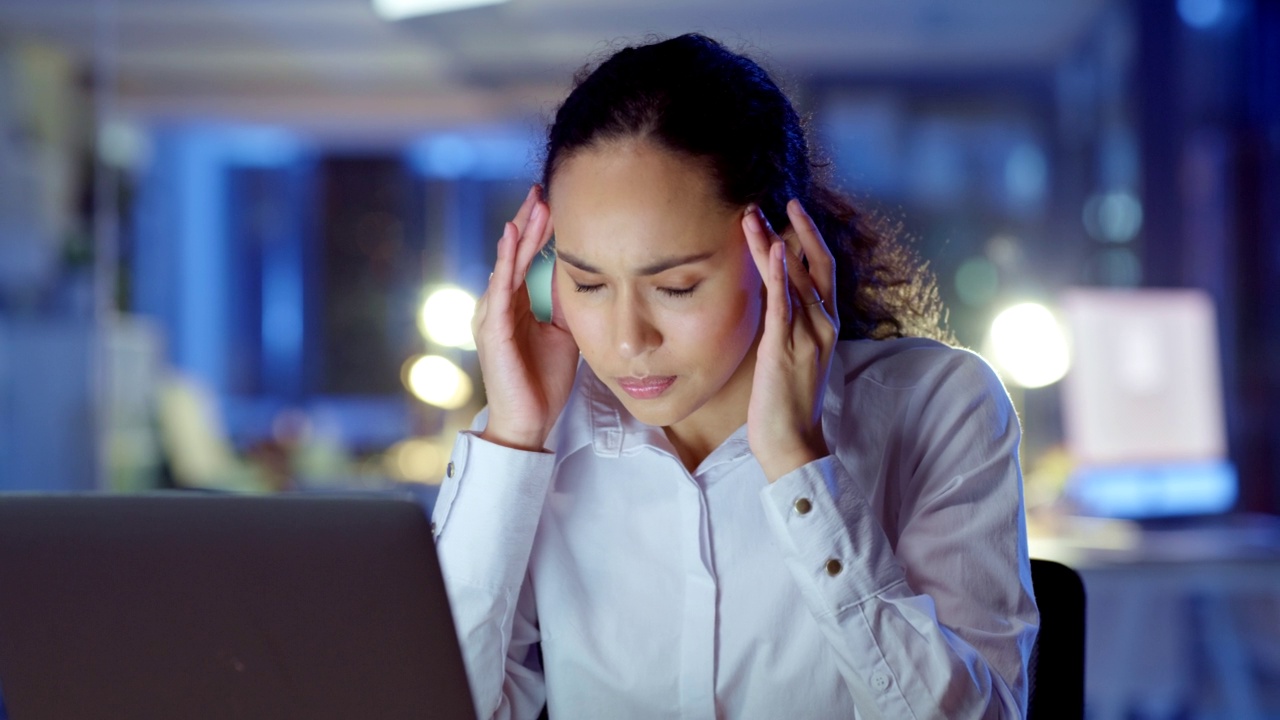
[1031,515,1280,720]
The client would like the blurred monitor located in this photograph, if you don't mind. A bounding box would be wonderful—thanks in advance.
[1060,288,1237,518]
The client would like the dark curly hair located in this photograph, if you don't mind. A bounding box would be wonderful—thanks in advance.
[541,33,950,343]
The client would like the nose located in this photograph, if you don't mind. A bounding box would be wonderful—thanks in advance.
[613,293,661,360]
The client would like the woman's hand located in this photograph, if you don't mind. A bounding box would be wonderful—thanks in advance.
[472,185,579,451]
[743,200,840,482]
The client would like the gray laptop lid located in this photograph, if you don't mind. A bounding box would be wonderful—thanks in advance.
[0,494,475,720]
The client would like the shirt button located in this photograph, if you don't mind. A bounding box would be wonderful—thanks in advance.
[446,461,455,478]
[825,558,843,576]
[430,521,438,535]
[794,497,813,515]
[871,673,891,691]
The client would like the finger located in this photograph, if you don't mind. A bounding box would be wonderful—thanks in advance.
[749,205,820,310]
[745,205,820,320]
[472,286,489,340]
[487,222,519,320]
[537,201,555,248]
[765,241,791,334]
[512,201,551,292]
[786,199,836,309]
[779,238,820,311]
[786,275,822,339]
[742,206,773,281]
[511,184,540,237]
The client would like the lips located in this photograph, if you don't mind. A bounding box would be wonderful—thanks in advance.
[616,375,676,399]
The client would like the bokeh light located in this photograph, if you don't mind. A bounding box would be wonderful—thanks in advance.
[1004,142,1047,206]
[1177,0,1226,29]
[404,354,473,409]
[372,0,509,22]
[1083,191,1143,243]
[987,302,1070,388]
[418,287,477,350]
[383,437,448,483]
[954,257,1000,307]
[420,134,477,177]
[1093,247,1143,287]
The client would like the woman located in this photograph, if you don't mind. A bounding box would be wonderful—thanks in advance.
[432,33,1038,719]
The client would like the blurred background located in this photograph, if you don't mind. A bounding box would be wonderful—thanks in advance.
[1,0,1278,717]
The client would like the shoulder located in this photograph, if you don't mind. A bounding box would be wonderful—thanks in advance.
[828,339,1021,508]
[834,337,1005,397]
[828,337,1016,448]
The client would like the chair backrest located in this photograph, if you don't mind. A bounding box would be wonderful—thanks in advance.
[1027,558,1087,719]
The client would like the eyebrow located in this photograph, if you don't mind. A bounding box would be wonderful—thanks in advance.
[555,249,716,277]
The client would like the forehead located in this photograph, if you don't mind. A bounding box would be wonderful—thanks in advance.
[548,140,740,268]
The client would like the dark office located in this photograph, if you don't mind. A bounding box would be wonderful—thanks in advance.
[1,1,1279,718]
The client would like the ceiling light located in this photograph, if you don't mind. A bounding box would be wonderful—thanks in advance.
[372,0,508,21]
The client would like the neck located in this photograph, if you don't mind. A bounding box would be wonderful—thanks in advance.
[663,426,722,474]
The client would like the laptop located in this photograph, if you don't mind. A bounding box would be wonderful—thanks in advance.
[0,493,475,720]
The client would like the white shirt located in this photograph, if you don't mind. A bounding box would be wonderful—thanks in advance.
[432,337,1039,720]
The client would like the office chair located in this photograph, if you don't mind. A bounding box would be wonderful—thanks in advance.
[1027,558,1087,719]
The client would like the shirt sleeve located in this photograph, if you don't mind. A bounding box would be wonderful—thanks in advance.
[432,426,555,720]
[759,352,1038,720]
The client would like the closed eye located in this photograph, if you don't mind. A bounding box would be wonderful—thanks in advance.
[573,282,699,297]
[660,283,699,298]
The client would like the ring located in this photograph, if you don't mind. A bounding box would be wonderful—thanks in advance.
[802,298,824,307]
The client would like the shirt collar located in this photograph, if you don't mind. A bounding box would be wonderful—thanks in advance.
[551,359,665,461]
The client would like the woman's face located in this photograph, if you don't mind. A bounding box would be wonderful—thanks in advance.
[549,139,765,435]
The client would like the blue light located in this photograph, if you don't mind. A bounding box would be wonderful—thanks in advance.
[406,129,537,180]
[1004,142,1047,207]
[1178,0,1226,29]
[424,135,477,178]
[137,124,303,397]
[1068,460,1238,518]
[262,257,303,389]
